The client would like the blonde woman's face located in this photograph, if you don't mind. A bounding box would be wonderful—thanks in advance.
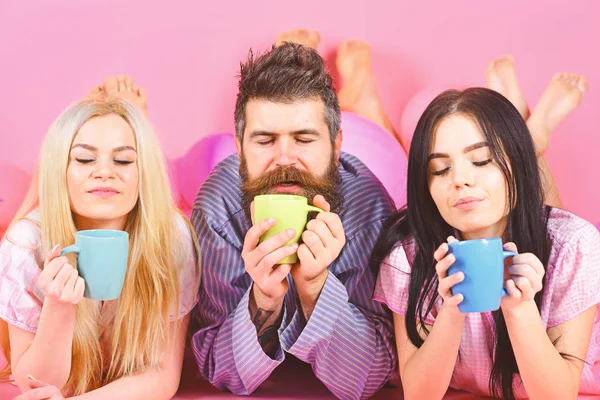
[67,114,139,230]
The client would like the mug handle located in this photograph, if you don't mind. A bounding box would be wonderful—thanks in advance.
[306,205,325,213]
[501,250,517,296]
[60,245,81,256]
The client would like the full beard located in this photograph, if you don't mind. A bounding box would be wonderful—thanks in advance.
[239,155,343,223]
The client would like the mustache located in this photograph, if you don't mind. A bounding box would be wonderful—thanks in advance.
[240,165,336,194]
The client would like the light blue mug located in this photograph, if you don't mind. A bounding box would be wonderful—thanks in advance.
[60,230,129,300]
[447,238,516,313]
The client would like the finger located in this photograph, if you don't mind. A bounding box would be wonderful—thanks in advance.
[315,212,344,241]
[446,293,464,307]
[270,263,293,282]
[306,219,333,246]
[312,194,330,212]
[26,374,44,389]
[49,264,75,296]
[63,269,80,300]
[435,253,455,277]
[72,277,86,303]
[242,218,276,255]
[22,386,59,399]
[508,264,539,283]
[446,236,459,243]
[39,257,68,287]
[250,229,297,268]
[254,243,298,276]
[503,242,518,253]
[438,272,464,296]
[433,242,450,262]
[301,230,327,260]
[44,245,61,266]
[505,279,521,299]
[297,243,316,264]
[513,276,533,297]
[512,253,544,276]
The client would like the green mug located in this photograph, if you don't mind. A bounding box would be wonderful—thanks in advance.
[253,194,325,264]
[60,229,129,300]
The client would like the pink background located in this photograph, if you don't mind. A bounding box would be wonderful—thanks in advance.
[0,0,598,222]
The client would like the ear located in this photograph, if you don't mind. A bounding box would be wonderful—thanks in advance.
[333,129,343,161]
[235,135,242,157]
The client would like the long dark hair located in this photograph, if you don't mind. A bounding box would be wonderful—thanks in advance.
[370,88,550,400]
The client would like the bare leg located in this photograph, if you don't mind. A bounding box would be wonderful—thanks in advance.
[485,58,589,209]
[527,73,588,156]
[486,55,530,120]
[274,30,404,152]
[335,40,403,149]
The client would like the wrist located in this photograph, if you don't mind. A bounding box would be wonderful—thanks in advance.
[251,284,284,312]
[501,300,537,320]
[43,296,78,314]
[295,270,328,304]
[439,302,467,322]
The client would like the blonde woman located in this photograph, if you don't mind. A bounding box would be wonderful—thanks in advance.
[0,98,200,399]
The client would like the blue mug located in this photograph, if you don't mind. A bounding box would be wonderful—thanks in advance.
[60,230,129,300]
[447,238,516,313]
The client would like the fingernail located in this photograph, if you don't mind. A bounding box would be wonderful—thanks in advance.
[289,243,298,250]
[52,244,60,253]
[267,218,276,225]
[287,229,295,236]
[27,374,38,382]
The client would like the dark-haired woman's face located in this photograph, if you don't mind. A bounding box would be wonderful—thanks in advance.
[428,114,508,240]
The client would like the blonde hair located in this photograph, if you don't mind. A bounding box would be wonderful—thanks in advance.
[1,99,199,395]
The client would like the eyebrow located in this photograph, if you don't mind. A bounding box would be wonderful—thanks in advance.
[71,144,137,153]
[428,141,489,161]
[248,129,322,139]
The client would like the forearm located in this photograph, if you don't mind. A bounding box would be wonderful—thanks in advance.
[13,299,77,390]
[504,302,579,400]
[295,272,327,321]
[538,156,562,209]
[284,273,396,399]
[249,285,284,357]
[401,307,464,400]
[69,366,178,400]
[193,287,285,395]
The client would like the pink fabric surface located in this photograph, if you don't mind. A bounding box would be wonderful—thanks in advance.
[1,354,599,400]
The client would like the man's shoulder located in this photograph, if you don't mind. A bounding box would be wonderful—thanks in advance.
[338,152,397,239]
[192,154,244,228]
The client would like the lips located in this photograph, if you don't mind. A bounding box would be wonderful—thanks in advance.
[274,181,301,193]
[88,187,120,198]
[453,196,483,211]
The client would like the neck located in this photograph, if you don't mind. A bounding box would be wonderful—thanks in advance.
[460,219,508,241]
[73,215,127,231]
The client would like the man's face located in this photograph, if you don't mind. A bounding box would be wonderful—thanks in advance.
[237,98,343,221]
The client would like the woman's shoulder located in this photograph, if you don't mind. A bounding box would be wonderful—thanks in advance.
[4,210,42,249]
[547,208,599,250]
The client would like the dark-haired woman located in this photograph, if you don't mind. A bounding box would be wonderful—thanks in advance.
[372,88,599,399]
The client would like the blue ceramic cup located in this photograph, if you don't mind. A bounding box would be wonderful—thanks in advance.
[447,238,516,313]
[60,230,129,300]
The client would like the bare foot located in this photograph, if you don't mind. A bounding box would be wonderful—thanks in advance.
[336,40,398,141]
[528,73,588,155]
[85,84,104,101]
[486,55,530,119]
[102,75,148,113]
[275,28,321,50]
